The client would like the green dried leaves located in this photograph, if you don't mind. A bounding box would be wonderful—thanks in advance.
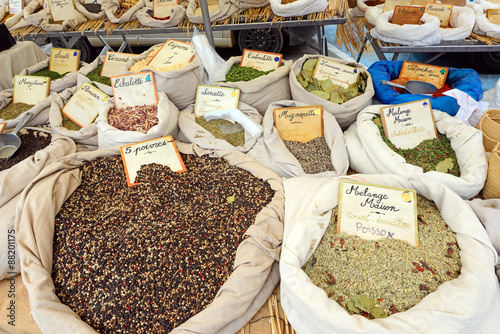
[225,64,276,82]
[435,158,454,173]
[348,294,387,319]
[226,194,236,204]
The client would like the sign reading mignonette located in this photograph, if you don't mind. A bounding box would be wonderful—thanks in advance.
[101,51,135,78]
[380,99,438,149]
[111,71,158,108]
[337,180,418,247]
[13,75,50,105]
[62,82,110,127]
[240,49,282,72]
[273,105,323,143]
[313,58,359,89]
[120,135,186,187]
[194,85,240,117]
[49,48,81,75]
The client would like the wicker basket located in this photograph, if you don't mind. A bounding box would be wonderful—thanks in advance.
[482,143,500,199]
[476,109,500,152]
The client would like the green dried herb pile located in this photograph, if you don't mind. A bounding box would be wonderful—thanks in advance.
[32,67,70,80]
[195,117,245,147]
[225,64,276,82]
[303,195,461,318]
[283,136,334,174]
[0,103,34,120]
[61,113,81,131]
[87,64,111,86]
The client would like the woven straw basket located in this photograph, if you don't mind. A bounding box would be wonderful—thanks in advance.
[476,109,500,152]
[482,143,500,199]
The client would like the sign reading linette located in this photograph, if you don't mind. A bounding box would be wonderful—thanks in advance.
[337,180,418,247]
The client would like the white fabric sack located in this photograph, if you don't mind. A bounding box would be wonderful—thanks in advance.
[5,8,31,30]
[186,0,238,23]
[0,88,56,128]
[74,0,107,20]
[356,0,383,15]
[343,105,488,199]
[125,45,201,110]
[177,101,262,153]
[96,91,179,149]
[280,173,499,334]
[40,7,88,32]
[49,87,98,149]
[77,55,114,96]
[473,2,500,39]
[18,58,83,93]
[370,10,442,45]
[137,0,187,27]
[269,0,327,17]
[0,4,6,22]
[247,100,349,178]
[290,54,374,130]
[103,0,145,23]
[365,4,383,26]
[439,4,475,41]
[23,0,48,27]
[212,56,293,115]
[230,0,268,10]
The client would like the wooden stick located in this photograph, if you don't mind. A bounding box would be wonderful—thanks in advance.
[268,298,277,334]
[272,294,282,334]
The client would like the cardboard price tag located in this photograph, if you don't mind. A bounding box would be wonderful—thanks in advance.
[62,82,110,127]
[13,75,50,105]
[194,85,240,117]
[380,99,438,149]
[383,0,412,12]
[120,135,186,187]
[9,0,24,14]
[49,48,81,75]
[153,0,177,18]
[337,180,418,247]
[101,52,136,78]
[398,61,448,89]
[487,9,500,24]
[147,39,194,70]
[425,3,452,27]
[47,0,76,21]
[312,58,359,89]
[111,71,158,109]
[240,49,282,72]
[273,105,323,143]
[391,6,425,25]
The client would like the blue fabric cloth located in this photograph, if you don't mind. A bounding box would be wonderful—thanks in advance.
[367,61,483,116]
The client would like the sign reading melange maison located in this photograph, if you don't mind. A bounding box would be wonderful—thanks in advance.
[111,71,158,108]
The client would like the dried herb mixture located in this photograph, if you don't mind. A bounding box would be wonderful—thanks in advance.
[87,64,111,86]
[32,67,70,80]
[61,112,81,131]
[0,130,52,171]
[108,104,158,133]
[225,64,276,82]
[0,103,34,120]
[195,116,245,147]
[283,136,334,174]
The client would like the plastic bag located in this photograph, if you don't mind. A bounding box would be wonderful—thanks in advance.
[192,27,231,84]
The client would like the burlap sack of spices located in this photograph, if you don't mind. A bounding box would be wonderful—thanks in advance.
[95,91,179,149]
[247,100,349,178]
[23,0,49,27]
[16,143,284,334]
[40,7,88,32]
[186,0,238,24]
[4,8,31,30]
[229,0,268,11]
[74,0,107,20]
[177,101,263,153]
[476,109,500,152]
[212,56,293,115]
[280,173,500,334]
[49,87,99,149]
[290,54,374,130]
[343,105,488,199]
[103,0,146,24]
[0,88,57,128]
[439,4,475,41]
[473,1,500,39]
[269,0,328,17]
[0,130,79,281]
[124,45,200,110]
[137,0,188,27]
[77,55,114,96]
[482,144,500,199]
[18,59,84,93]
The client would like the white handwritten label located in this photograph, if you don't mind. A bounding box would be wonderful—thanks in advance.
[380,99,438,149]
[111,71,158,108]
[240,49,282,72]
[120,135,186,187]
[194,85,240,117]
[0,123,6,133]
[273,105,323,143]
[153,0,177,18]
[49,48,81,75]
[48,0,76,21]
[101,51,135,78]
[425,3,452,27]
[337,180,418,247]
[9,0,23,14]
[62,82,110,127]
[312,58,359,89]
[147,39,194,70]
[13,75,50,105]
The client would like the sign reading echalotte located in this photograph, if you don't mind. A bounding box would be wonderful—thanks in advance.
[47,0,76,22]
[337,180,418,247]
[273,105,323,143]
[194,85,240,117]
[9,0,23,14]
[487,9,500,24]
[383,0,412,12]
[101,51,136,78]
[147,39,194,69]
[425,3,452,27]
[62,82,110,127]
[240,49,282,72]
[391,6,424,25]
[0,123,6,133]
[153,0,177,18]
[120,135,186,187]
[111,71,158,109]
[312,58,359,89]
[398,61,448,89]
[49,48,81,75]
[13,75,50,105]
[380,99,438,149]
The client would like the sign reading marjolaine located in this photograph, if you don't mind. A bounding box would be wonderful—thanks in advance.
[425,3,452,27]
[62,82,110,127]
[120,135,186,187]
[49,48,81,75]
[147,39,194,70]
[153,0,177,18]
[240,49,282,72]
[13,75,50,105]
[312,58,359,89]
[47,0,76,22]
[111,71,158,109]
[380,99,438,149]
[194,85,240,117]
[398,61,448,89]
[273,105,323,143]
[337,180,418,247]
[101,51,136,78]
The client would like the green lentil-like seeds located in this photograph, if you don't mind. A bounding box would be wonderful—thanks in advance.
[61,112,81,131]
[225,64,276,82]
[283,136,334,174]
[0,102,34,120]
[87,64,111,86]
[31,67,70,80]
[195,116,245,147]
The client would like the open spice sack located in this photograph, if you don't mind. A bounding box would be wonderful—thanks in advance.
[211,56,293,115]
[290,54,374,130]
[0,88,56,128]
[3,4,32,31]
[438,4,475,41]
[247,100,349,178]
[103,0,146,23]
[39,5,88,32]
[77,55,114,96]
[23,0,49,27]
[177,101,263,153]
[16,142,284,333]
[473,0,500,39]
[137,0,188,27]
[124,44,201,110]
[0,129,80,281]
[343,104,488,199]
[280,173,500,333]
[269,0,328,17]
[186,0,238,23]
[74,0,108,20]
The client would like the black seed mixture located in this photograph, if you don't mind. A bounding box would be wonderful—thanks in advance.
[283,136,334,174]
[52,154,275,333]
[0,130,52,172]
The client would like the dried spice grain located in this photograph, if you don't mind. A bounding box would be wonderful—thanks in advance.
[225,64,276,82]
[195,116,245,147]
[108,104,158,133]
[0,103,34,120]
[283,136,334,174]
[129,46,161,72]
[0,129,52,171]
[52,154,275,333]
[303,195,461,318]
[87,64,111,86]
[83,3,101,13]
[31,67,70,80]
[61,112,81,131]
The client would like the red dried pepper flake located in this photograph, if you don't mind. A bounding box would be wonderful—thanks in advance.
[419,284,429,291]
